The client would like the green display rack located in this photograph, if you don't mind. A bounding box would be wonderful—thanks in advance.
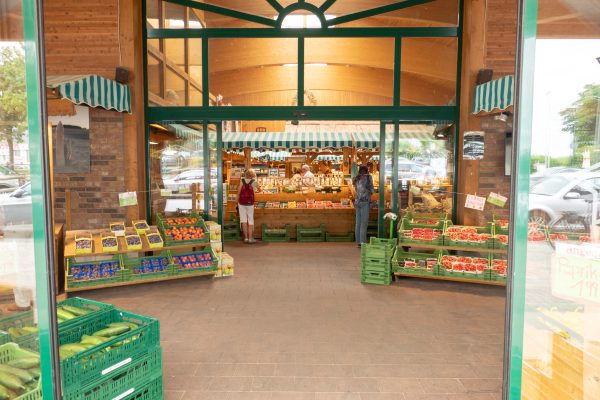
[58,309,160,394]
[296,224,326,242]
[261,224,291,242]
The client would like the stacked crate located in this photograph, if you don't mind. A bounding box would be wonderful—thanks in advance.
[206,221,226,277]
[360,237,396,285]
[223,216,241,241]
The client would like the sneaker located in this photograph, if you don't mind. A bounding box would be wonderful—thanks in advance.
[244,238,249,243]
[248,239,257,244]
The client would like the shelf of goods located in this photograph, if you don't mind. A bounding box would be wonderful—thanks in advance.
[63,219,218,293]
[0,297,164,399]
[394,217,508,286]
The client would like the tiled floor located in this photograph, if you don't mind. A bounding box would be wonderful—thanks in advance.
[86,242,506,400]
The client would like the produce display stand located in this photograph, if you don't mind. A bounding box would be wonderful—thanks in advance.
[63,226,215,293]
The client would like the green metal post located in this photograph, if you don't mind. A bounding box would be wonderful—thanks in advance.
[298,37,304,107]
[393,37,401,107]
[203,122,210,218]
[202,37,209,106]
[506,0,538,398]
[378,122,386,237]
[143,0,152,219]
[216,122,223,225]
[392,122,400,232]
[22,0,60,398]
[452,0,464,223]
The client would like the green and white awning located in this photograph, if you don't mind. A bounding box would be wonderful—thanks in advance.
[223,132,353,150]
[316,154,343,162]
[472,75,514,114]
[353,132,380,149]
[169,124,202,139]
[47,75,131,113]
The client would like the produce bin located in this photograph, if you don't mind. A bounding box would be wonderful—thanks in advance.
[170,247,218,275]
[158,218,210,246]
[0,311,37,351]
[262,224,291,242]
[0,343,42,400]
[57,297,116,331]
[399,215,448,230]
[156,212,203,228]
[62,347,162,400]
[296,224,326,242]
[325,231,354,242]
[392,247,439,275]
[66,255,124,291]
[121,252,174,282]
[59,309,160,394]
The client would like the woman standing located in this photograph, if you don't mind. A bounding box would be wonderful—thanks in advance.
[353,165,374,246]
[238,168,259,243]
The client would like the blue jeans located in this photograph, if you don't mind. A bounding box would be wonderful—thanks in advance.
[355,201,370,244]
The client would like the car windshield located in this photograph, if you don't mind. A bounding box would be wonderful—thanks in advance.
[530,176,569,196]
[0,166,15,175]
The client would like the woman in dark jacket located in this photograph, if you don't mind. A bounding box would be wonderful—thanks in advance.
[353,165,374,246]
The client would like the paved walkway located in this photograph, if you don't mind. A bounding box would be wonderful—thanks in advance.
[86,242,505,400]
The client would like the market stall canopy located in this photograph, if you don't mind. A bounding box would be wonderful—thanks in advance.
[353,125,437,149]
[47,75,131,113]
[472,75,514,114]
[223,132,353,150]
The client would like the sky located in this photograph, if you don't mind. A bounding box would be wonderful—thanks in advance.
[531,39,600,158]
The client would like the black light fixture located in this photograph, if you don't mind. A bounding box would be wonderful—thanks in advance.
[596,56,600,64]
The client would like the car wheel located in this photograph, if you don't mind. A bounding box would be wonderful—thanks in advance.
[529,210,550,227]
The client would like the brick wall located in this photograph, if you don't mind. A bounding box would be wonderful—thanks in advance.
[475,115,512,225]
[485,0,518,78]
[53,108,127,229]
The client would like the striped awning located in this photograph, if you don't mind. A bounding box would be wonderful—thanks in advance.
[472,75,514,114]
[170,124,202,139]
[223,132,353,150]
[316,154,343,162]
[353,132,380,149]
[47,75,131,113]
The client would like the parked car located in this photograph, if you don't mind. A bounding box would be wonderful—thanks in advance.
[530,166,583,187]
[0,182,32,226]
[0,165,20,191]
[385,159,437,181]
[528,171,600,227]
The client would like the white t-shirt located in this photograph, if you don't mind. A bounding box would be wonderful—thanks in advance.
[303,171,314,179]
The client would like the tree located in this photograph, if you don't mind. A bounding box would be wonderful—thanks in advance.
[0,45,27,169]
[560,83,600,154]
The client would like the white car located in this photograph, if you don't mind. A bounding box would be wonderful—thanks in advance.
[528,172,600,227]
[0,182,32,226]
[0,165,20,192]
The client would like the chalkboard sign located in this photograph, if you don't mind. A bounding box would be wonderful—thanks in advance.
[463,131,485,160]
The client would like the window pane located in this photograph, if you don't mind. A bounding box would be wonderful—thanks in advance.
[165,67,186,106]
[329,0,458,28]
[209,38,297,106]
[164,38,185,69]
[147,53,163,103]
[149,123,204,217]
[146,0,160,28]
[400,37,457,106]
[305,38,394,106]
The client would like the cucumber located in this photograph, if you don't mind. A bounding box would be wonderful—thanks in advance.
[108,322,139,331]
[80,335,106,346]
[7,358,39,369]
[59,348,75,361]
[56,308,76,320]
[60,344,88,353]
[7,328,21,338]
[28,367,40,379]
[0,384,8,400]
[21,326,38,333]
[92,326,130,337]
[0,365,34,383]
[0,371,24,391]
[61,305,89,316]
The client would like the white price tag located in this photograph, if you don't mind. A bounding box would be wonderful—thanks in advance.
[112,388,135,400]
[465,194,486,211]
[102,357,132,376]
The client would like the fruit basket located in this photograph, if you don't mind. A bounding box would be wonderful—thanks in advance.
[155,212,203,228]
[145,229,164,249]
[437,254,489,278]
[488,257,508,282]
[392,247,438,275]
[0,343,42,400]
[443,225,494,248]
[124,231,143,251]
[398,227,443,246]
[132,220,150,235]
[66,256,124,291]
[121,253,174,282]
[101,232,118,253]
[75,232,93,255]
[109,221,126,237]
[158,218,209,246]
[58,308,160,394]
[399,215,449,230]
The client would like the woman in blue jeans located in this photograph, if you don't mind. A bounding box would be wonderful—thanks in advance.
[353,165,374,246]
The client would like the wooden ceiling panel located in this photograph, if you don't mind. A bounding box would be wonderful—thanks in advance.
[538,0,600,38]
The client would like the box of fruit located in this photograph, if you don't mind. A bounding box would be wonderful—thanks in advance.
[109,221,126,237]
[437,254,488,277]
[132,220,150,235]
[145,229,164,249]
[156,212,204,228]
[398,227,443,245]
[392,248,438,275]
[220,252,234,277]
[443,225,493,248]
[160,220,209,246]
[101,232,119,253]
[74,232,94,255]
[171,248,217,274]
[121,252,173,281]
[400,215,449,230]
[125,230,143,251]
[66,255,124,290]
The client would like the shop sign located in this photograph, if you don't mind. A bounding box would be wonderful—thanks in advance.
[553,242,600,304]
[487,192,508,207]
[118,191,138,207]
[463,131,485,160]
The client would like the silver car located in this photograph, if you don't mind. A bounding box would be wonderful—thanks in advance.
[0,165,20,192]
[0,182,32,226]
[528,172,600,228]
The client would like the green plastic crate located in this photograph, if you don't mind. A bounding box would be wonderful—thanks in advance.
[170,248,218,275]
[66,255,124,291]
[361,270,392,285]
[325,231,354,242]
[57,297,116,331]
[262,224,291,242]
[399,216,447,230]
[0,343,42,400]
[0,330,9,344]
[59,309,160,394]
[296,224,326,242]
[158,218,210,246]
[155,212,203,228]
[392,248,439,273]
[121,252,175,282]
[0,311,37,351]
[125,375,163,400]
[62,347,162,400]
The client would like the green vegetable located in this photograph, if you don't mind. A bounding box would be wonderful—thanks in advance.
[108,322,139,331]
[0,371,24,391]
[20,326,38,334]
[61,305,89,316]
[56,308,77,320]
[60,344,88,353]
[7,357,39,369]
[28,367,40,379]
[80,335,107,346]
[93,326,130,337]
[59,348,74,361]
[0,384,8,400]
[0,365,34,383]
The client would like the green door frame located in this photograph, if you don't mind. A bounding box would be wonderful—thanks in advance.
[22,0,62,398]
[506,0,538,398]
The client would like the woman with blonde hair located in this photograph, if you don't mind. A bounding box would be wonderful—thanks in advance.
[238,168,259,243]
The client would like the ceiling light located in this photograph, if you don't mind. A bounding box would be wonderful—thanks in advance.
[149,141,159,145]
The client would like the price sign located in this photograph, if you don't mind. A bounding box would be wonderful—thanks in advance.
[160,189,172,197]
[487,192,507,207]
[118,192,137,207]
[465,194,486,211]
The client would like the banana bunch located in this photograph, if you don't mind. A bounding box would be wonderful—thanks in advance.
[59,322,139,361]
[0,355,40,400]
